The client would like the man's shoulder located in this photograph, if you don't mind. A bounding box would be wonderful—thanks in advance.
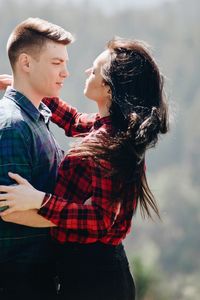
[0,97,26,127]
[0,95,20,114]
[0,103,32,141]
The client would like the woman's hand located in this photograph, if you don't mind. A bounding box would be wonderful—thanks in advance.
[0,74,12,90]
[0,172,45,216]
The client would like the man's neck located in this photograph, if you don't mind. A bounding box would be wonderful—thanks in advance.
[12,80,42,109]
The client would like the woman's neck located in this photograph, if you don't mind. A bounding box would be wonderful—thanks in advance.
[97,102,110,118]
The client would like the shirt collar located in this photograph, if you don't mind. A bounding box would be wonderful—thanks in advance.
[4,87,52,123]
[93,115,112,130]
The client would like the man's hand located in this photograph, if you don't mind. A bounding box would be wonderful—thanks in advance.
[0,74,12,90]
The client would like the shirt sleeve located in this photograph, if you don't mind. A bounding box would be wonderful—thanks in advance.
[0,126,32,211]
[42,97,99,137]
[38,159,121,240]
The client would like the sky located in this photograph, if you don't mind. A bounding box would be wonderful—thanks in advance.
[29,0,179,9]
[101,0,176,6]
[71,0,179,15]
[67,0,178,8]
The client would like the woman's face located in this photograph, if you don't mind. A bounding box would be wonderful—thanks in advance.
[84,50,111,105]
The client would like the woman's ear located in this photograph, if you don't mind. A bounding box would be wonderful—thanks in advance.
[107,87,112,99]
[107,87,111,94]
[102,80,112,100]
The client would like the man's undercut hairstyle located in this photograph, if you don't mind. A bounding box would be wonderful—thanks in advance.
[7,17,74,70]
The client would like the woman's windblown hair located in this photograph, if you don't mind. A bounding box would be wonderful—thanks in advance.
[70,38,169,219]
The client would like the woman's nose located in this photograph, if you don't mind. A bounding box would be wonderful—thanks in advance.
[85,68,92,76]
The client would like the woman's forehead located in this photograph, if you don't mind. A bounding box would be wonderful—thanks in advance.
[94,50,110,67]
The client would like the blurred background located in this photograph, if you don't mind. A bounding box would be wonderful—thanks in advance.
[0,0,199,299]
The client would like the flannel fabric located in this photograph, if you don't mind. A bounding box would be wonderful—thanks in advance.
[42,96,98,137]
[39,97,137,245]
[0,88,64,264]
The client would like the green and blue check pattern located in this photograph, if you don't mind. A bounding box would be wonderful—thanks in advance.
[0,88,63,264]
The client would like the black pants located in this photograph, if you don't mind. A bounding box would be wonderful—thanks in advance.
[54,241,135,300]
[0,263,58,300]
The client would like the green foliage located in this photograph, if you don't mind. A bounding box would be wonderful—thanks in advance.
[131,257,170,300]
[133,257,156,299]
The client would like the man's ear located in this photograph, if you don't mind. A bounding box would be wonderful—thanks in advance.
[18,53,31,72]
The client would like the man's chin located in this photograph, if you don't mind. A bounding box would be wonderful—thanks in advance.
[46,92,60,98]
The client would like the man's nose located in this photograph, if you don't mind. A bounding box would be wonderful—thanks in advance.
[60,67,69,78]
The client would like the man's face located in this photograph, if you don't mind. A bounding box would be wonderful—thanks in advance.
[28,41,69,98]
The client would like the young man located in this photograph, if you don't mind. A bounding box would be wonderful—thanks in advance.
[0,18,73,300]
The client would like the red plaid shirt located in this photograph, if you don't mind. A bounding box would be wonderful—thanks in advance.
[39,97,137,245]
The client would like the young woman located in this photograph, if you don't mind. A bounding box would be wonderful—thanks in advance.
[0,38,168,300]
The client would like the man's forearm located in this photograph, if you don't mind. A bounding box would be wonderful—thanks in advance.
[1,209,56,227]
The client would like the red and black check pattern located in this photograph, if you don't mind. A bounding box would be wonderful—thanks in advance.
[42,97,98,137]
[39,97,138,245]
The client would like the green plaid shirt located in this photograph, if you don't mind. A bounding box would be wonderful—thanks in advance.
[0,88,63,264]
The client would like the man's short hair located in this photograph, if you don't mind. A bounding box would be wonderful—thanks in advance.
[7,17,74,70]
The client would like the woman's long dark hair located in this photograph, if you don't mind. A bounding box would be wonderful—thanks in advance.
[70,38,169,219]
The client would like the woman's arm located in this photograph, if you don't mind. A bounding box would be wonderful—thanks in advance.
[0,160,121,240]
[2,210,56,227]
[42,97,99,137]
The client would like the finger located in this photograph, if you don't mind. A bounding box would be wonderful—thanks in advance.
[0,185,13,193]
[0,193,7,200]
[0,193,10,200]
[0,84,10,91]
[8,172,28,184]
[0,200,15,208]
[0,207,16,216]
[0,77,12,82]
[0,74,12,79]
[0,75,12,90]
[0,75,12,83]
